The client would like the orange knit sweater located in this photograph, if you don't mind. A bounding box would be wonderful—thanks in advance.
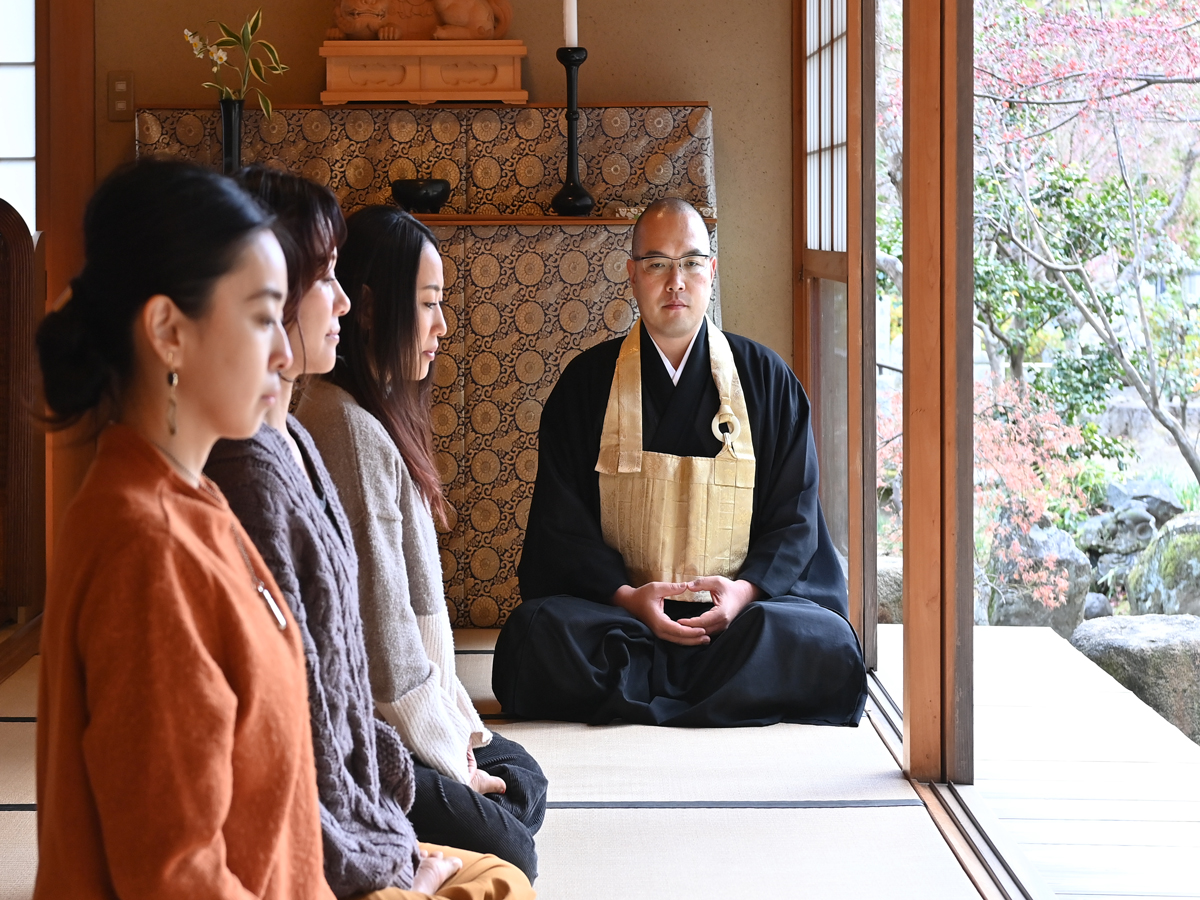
[35,424,335,900]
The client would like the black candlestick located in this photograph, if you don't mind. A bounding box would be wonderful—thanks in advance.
[551,47,595,217]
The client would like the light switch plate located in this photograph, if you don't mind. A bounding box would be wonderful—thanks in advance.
[107,70,134,122]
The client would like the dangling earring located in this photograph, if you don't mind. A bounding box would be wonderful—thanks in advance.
[166,353,179,437]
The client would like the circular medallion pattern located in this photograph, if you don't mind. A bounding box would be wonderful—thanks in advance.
[432,111,461,143]
[518,202,543,216]
[559,250,589,285]
[470,547,500,580]
[688,108,712,138]
[439,504,459,533]
[138,113,162,144]
[470,254,501,288]
[472,450,501,483]
[471,499,501,532]
[442,303,459,335]
[514,300,545,333]
[645,107,674,138]
[389,158,418,182]
[442,255,459,287]
[688,156,711,187]
[516,448,539,482]
[471,400,501,434]
[470,595,500,626]
[440,548,458,580]
[472,109,501,142]
[515,399,542,433]
[515,496,532,530]
[645,153,674,186]
[604,248,629,283]
[471,351,501,386]
[515,108,544,140]
[515,350,545,384]
[345,110,374,142]
[601,153,631,186]
[473,157,501,190]
[604,299,635,333]
[346,157,375,189]
[514,253,545,287]
[176,114,205,147]
[388,110,418,143]
[559,300,589,334]
[602,108,631,138]
[431,402,458,436]
[434,450,458,484]
[431,157,461,189]
[556,108,588,136]
[259,112,288,144]
[471,302,500,336]
[433,354,458,387]
[560,348,581,371]
[302,110,332,142]
[515,155,544,188]
[302,158,331,186]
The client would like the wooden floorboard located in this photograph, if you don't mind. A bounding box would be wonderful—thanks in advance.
[877,624,1200,899]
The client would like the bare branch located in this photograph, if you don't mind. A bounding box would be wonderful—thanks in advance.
[876,251,903,295]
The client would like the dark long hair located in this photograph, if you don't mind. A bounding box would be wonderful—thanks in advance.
[234,165,346,327]
[36,159,271,426]
[330,206,447,524]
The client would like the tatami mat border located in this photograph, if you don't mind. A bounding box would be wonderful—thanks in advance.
[0,804,35,812]
[546,799,923,809]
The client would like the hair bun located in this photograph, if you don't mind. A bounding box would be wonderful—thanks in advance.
[36,290,112,421]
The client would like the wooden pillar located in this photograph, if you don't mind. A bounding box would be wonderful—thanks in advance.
[901,0,974,783]
[37,0,98,564]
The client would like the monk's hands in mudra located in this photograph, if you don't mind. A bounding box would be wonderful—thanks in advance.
[612,582,711,646]
[676,576,761,637]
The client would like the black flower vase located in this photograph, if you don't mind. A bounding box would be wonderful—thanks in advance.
[220,97,244,175]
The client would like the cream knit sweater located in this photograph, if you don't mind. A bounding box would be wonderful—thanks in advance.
[297,379,490,784]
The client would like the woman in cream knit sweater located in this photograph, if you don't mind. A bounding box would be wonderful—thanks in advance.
[297,206,547,880]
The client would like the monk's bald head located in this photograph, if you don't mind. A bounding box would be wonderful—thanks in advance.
[631,198,709,258]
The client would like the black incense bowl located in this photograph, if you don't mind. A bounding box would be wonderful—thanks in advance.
[390,178,452,214]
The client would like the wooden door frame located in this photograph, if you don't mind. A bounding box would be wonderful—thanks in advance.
[792,0,877,669]
[794,0,973,784]
[901,0,974,784]
[36,0,97,569]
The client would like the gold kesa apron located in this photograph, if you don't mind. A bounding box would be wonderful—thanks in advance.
[594,318,756,602]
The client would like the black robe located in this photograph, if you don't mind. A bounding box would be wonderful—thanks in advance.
[492,322,867,727]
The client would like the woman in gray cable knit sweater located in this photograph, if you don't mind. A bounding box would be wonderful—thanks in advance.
[206,169,535,900]
[296,205,547,881]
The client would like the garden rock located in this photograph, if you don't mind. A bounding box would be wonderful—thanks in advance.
[988,522,1091,638]
[1127,513,1200,615]
[877,555,903,624]
[1095,551,1139,595]
[1108,479,1184,529]
[1070,615,1200,743]
[1076,501,1156,557]
[1083,592,1112,619]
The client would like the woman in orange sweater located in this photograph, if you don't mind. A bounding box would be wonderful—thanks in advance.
[33,159,335,900]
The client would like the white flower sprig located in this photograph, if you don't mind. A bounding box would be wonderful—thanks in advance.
[183,9,288,119]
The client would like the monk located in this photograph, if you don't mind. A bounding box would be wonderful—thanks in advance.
[492,198,868,727]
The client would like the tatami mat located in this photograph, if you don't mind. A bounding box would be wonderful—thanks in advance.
[0,658,36,720]
[0,725,34,806]
[534,807,978,899]
[455,653,500,715]
[0,813,36,900]
[492,720,916,803]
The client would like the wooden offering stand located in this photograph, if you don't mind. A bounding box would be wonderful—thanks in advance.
[320,40,528,105]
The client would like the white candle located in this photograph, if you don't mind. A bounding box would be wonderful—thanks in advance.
[563,0,578,47]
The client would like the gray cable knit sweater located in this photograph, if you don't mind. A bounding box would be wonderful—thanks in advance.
[206,419,420,899]
[296,379,490,785]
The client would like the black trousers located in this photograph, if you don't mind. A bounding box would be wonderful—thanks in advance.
[493,594,867,728]
[407,732,547,882]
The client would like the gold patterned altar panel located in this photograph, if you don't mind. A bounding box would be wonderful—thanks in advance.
[451,223,637,626]
[135,106,715,216]
[428,226,469,620]
[464,106,716,216]
[137,108,469,215]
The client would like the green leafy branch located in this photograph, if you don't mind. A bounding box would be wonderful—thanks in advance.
[184,9,288,120]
